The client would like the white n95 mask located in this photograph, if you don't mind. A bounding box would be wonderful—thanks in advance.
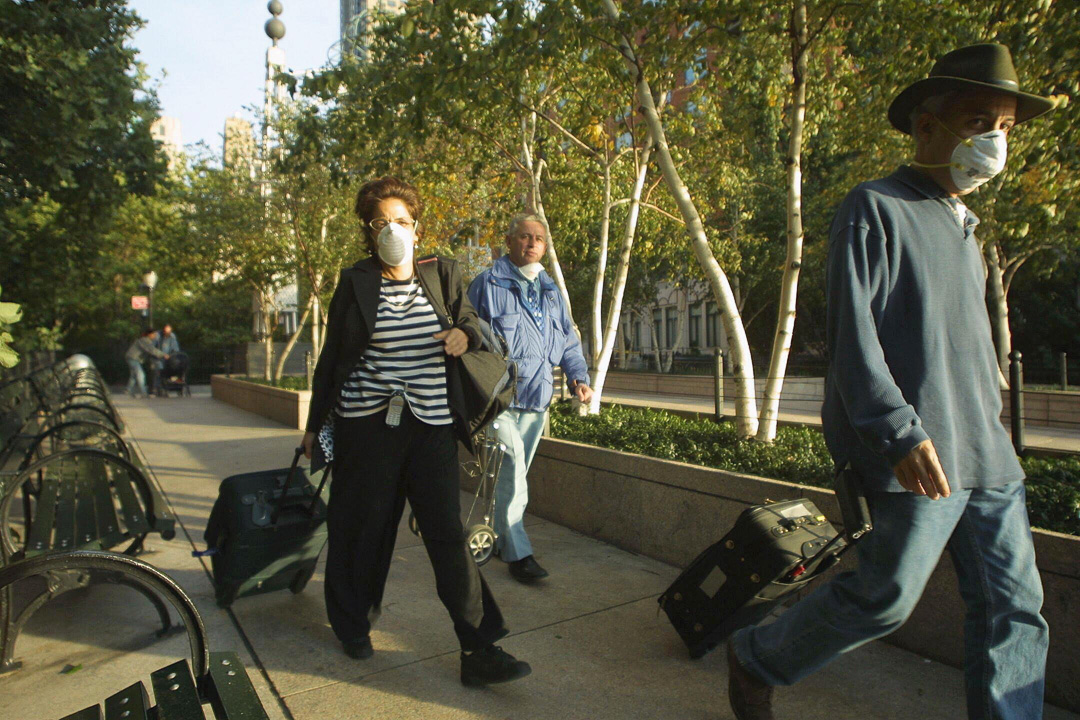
[377,222,415,267]
[912,117,1008,194]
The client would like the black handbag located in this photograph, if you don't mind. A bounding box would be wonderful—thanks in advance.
[424,263,518,438]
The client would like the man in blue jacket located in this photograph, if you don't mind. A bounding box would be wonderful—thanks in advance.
[469,213,592,582]
[726,44,1055,720]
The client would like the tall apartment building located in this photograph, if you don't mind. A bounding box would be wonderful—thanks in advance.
[223,114,256,172]
[340,0,407,58]
[150,116,183,172]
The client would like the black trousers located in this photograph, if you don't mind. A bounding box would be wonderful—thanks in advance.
[325,409,507,651]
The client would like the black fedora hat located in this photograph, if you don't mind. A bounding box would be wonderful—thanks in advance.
[888,43,1057,134]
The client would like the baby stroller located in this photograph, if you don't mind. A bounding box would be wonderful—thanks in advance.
[159,352,191,397]
[408,430,507,566]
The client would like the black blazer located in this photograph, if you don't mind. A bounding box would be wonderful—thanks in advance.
[306,255,484,445]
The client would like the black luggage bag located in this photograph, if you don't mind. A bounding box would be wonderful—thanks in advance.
[204,447,331,608]
[659,471,871,659]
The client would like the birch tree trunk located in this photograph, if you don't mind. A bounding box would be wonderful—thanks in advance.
[985,241,1012,379]
[590,141,653,412]
[273,297,314,381]
[647,307,663,372]
[591,161,614,367]
[311,273,322,357]
[617,324,626,369]
[256,288,274,381]
[757,1,808,442]
[662,296,687,374]
[598,0,758,436]
[521,114,577,326]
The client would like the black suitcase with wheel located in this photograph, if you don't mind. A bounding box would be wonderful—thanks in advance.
[203,447,331,607]
[659,479,870,659]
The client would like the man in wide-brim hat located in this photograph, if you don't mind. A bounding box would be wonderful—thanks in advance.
[725,44,1059,720]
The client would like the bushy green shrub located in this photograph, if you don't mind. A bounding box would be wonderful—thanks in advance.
[1019,456,1080,536]
[242,375,308,391]
[549,403,834,486]
[548,402,1080,536]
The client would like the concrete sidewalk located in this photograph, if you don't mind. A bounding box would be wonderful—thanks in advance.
[4,386,1075,720]
[604,390,1080,455]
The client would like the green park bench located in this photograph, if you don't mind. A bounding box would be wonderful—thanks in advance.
[26,361,123,432]
[0,551,269,720]
[1,378,130,473]
[0,362,177,673]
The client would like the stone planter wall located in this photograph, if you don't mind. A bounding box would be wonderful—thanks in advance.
[522,437,1080,712]
[210,375,310,430]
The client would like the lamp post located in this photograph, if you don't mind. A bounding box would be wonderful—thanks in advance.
[143,270,158,329]
[262,1,286,193]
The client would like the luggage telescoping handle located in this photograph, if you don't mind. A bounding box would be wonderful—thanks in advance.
[782,469,874,584]
[270,446,332,526]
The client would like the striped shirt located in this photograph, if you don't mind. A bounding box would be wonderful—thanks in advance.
[337,277,453,425]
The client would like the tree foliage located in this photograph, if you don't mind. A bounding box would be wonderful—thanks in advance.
[0,0,164,334]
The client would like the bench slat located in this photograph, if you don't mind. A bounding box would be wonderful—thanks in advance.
[90,470,124,548]
[75,471,101,549]
[150,658,203,719]
[52,468,78,551]
[59,706,104,720]
[110,463,150,538]
[103,681,151,720]
[26,475,59,554]
[205,651,270,720]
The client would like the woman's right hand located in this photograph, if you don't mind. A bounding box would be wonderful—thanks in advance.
[302,431,316,459]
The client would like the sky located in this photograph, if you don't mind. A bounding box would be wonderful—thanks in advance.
[128,0,340,153]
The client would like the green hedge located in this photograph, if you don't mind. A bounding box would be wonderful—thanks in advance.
[548,402,1080,536]
[241,375,309,391]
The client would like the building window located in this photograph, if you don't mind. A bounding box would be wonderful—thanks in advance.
[632,320,641,350]
[706,302,721,347]
[653,309,663,349]
[689,305,702,348]
[665,307,678,348]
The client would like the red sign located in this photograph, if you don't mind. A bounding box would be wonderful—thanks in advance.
[131,295,149,310]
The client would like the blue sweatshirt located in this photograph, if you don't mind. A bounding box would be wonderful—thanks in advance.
[822,166,1023,492]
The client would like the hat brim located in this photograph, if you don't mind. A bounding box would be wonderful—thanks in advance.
[888,76,1057,134]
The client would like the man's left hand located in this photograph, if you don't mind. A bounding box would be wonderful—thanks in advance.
[434,328,469,357]
[572,381,594,404]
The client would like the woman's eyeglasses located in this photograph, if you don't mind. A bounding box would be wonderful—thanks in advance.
[369,218,416,231]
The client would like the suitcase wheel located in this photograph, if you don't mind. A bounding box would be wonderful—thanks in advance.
[408,511,422,538]
[466,524,496,566]
[290,567,315,594]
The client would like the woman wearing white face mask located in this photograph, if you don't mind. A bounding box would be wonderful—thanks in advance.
[301,176,531,686]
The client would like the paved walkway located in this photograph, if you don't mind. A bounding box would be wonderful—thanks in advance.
[603,390,1080,454]
[4,387,1076,719]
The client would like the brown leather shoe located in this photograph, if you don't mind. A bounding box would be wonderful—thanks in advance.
[727,641,775,720]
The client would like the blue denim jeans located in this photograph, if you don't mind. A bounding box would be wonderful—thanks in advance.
[126,358,147,396]
[731,481,1048,720]
[490,408,547,562]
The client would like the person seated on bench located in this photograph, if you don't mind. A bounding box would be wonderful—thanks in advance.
[151,323,181,397]
[125,329,169,399]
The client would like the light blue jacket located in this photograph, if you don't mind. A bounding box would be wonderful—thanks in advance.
[468,255,589,411]
[154,333,180,368]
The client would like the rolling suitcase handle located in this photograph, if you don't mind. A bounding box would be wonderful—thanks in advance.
[270,447,332,525]
[775,468,874,585]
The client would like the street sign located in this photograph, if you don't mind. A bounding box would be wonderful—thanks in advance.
[131,295,149,310]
